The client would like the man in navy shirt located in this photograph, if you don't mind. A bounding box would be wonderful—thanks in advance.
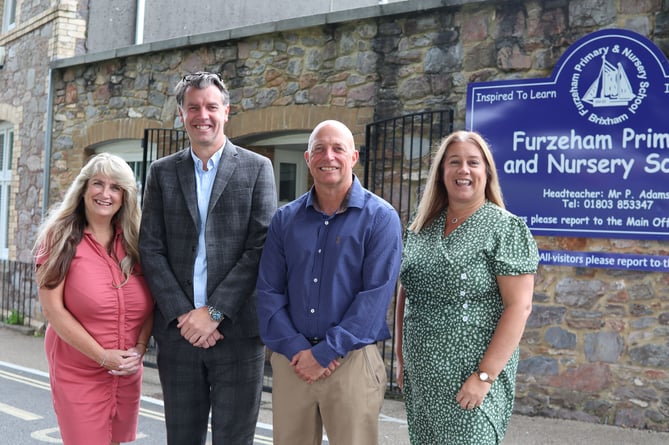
[257,120,403,445]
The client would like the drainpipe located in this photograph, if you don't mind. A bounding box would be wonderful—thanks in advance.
[42,68,54,216]
[135,0,145,45]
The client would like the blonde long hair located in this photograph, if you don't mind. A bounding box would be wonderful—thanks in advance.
[409,131,504,233]
[34,153,141,288]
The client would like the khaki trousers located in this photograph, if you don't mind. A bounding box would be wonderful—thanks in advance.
[270,344,387,445]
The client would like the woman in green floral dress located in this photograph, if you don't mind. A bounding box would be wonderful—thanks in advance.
[395,131,539,444]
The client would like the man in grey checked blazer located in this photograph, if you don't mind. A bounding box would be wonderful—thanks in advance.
[139,72,277,444]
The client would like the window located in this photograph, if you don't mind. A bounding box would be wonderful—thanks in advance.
[233,132,311,207]
[0,123,13,259]
[273,149,308,207]
[2,0,16,33]
[278,162,297,202]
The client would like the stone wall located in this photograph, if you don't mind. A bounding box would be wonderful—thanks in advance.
[47,0,669,431]
[0,0,88,263]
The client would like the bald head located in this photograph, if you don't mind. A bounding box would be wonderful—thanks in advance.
[308,120,355,154]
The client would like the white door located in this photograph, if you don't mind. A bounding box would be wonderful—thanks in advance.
[273,148,308,207]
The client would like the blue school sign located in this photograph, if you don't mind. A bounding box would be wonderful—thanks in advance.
[466,29,669,242]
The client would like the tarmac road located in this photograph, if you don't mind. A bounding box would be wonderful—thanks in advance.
[2,324,669,445]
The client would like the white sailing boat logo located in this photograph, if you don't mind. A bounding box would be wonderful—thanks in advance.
[582,54,635,107]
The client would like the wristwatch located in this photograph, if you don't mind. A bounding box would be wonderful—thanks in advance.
[476,369,495,384]
[207,305,224,322]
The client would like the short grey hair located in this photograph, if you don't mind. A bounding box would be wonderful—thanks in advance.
[175,71,229,107]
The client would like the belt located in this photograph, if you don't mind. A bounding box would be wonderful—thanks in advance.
[307,337,322,346]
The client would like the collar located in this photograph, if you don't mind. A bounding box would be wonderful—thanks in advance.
[191,143,224,172]
[306,175,364,214]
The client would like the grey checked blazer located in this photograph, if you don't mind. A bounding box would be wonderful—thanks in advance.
[139,139,277,341]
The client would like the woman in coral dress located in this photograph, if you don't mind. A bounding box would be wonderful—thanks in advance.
[34,153,153,445]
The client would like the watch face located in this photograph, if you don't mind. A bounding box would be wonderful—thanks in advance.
[208,306,222,321]
[479,371,489,381]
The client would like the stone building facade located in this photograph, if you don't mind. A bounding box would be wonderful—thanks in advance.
[0,0,86,261]
[5,0,669,432]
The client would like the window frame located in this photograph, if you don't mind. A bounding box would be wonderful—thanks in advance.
[0,123,14,259]
[2,0,17,33]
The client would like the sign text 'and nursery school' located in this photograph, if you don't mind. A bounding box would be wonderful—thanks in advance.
[466,29,669,242]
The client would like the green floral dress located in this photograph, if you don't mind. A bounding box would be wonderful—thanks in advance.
[400,202,539,445]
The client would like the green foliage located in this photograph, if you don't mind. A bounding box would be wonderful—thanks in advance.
[4,309,24,326]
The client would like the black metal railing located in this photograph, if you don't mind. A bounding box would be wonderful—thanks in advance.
[0,259,36,328]
[364,109,453,394]
[140,128,190,192]
[364,109,453,228]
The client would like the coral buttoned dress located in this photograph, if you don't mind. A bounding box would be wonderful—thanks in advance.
[39,230,153,445]
[400,202,539,445]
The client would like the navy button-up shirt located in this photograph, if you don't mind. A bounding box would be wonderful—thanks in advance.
[257,176,403,367]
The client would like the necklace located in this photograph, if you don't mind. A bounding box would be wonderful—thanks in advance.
[446,203,484,232]
[447,211,462,224]
[447,208,475,224]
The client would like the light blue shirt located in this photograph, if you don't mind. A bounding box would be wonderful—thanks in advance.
[191,146,224,308]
